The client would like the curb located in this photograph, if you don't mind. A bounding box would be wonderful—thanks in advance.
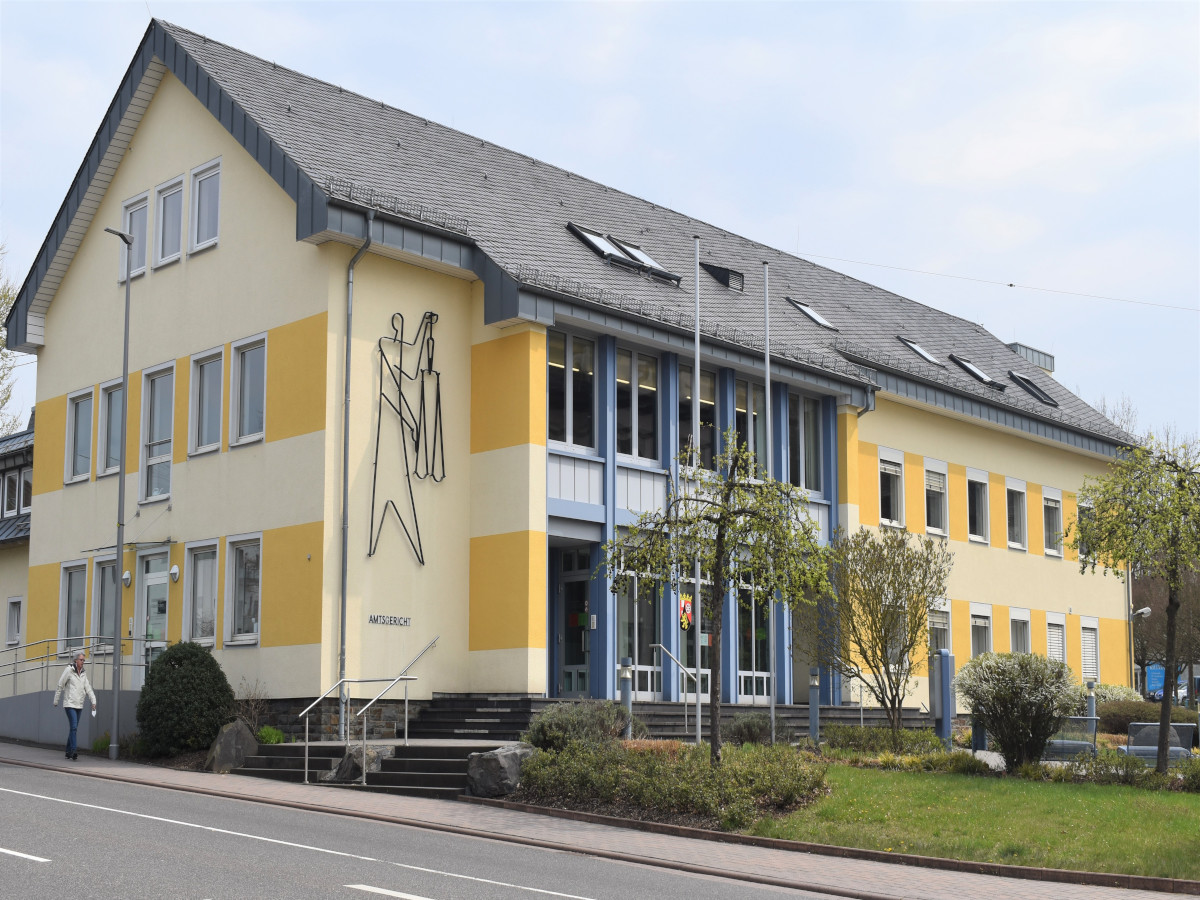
[0,754,904,900]
[460,795,1200,896]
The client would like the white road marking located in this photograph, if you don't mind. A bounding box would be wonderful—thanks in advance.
[0,787,596,899]
[0,846,50,862]
[347,887,434,900]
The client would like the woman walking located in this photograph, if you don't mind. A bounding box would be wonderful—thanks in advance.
[53,650,97,760]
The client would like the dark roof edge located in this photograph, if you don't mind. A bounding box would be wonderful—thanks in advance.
[6,19,331,351]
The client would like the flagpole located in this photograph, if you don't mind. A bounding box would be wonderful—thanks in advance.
[764,261,776,744]
[693,236,702,747]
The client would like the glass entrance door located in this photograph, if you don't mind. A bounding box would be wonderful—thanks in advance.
[617,576,661,700]
[678,580,712,702]
[737,587,772,704]
[559,579,590,697]
[137,553,169,687]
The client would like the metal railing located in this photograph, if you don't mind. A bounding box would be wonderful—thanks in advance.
[1,635,150,697]
[652,643,698,741]
[300,635,440,784]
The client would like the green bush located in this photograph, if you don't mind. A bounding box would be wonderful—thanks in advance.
[871,750,991,776]
[522,700,647,751]
[1097,700,1199,741]
[1178,756,1200,793]
[726,712,773,746]
[256,725,285,745]
[1069,683,1142,716]
[1060,749,1167,789]
[518,741,826,831]
[90,732,111,754]
[823,723,945,755]
[954,652,1075,773]
[135,642,234,757]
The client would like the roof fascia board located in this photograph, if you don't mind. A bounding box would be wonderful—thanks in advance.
[542,294,870,408]
[7,20,331,353]
[321,203,476,275]
[873,368,1122,458]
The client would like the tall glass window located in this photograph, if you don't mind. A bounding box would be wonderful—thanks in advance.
[144,370,173,498]
[1007,488,1026,548]
[616,348,658,461]
[231,540,260,641]
[69,392,93,480]
[734,380,767,475]
[96,562,116,648]
[970,614,991,657]
[1043,497,1062,556]
[235,341,266,442]
[101,385,123,474]
[547,331,595,449]
[678,364,716,469]
[803,396,821,490]
[63,567,86,645]
[189,548,218,642]
[617,576,661,696]
[925,470,947,534]
[1010,618,1030,653]
[929,609,950,652]
[737,586,772,699]
[879,459,903,525]
[194,356,222,451]
[967,477,989,540]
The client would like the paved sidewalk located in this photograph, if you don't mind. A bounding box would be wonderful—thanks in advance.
[0,741,1182,900]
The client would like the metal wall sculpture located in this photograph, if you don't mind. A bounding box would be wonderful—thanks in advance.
[369,311,446,563]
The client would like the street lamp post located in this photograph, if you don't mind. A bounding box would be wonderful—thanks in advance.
[103,226,133,761]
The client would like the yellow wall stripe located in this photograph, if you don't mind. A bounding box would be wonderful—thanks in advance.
[947,463,968,542]
[469,530,547,650]
[1027,483,1044,557]
[33,395,67,496]
[988,474,1006,550]
[266,312,328,444]
[858,441,879,527]
[904,452,924,534]
[261,521,325,647]
[470,331,546,454]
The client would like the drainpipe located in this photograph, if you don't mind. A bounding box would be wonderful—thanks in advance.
[339,211,374,740]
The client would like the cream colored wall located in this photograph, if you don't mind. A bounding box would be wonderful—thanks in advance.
[26,71,334,697]
[0,543,29,679]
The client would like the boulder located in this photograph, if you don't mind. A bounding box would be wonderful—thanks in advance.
[467,743,535,797]
[332,744,394,783]
[205,719,259,774]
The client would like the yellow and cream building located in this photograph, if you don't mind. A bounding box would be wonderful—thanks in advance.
[1,21,1132,735]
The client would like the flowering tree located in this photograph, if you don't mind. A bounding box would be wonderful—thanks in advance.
[603,430,828,765]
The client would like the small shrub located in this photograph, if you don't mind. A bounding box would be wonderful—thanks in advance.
[119,730,148,758]
[518,741,826,831]
[1097,700,1199,741]
[1178,756,1200,793]
[726,712,773,746]
[235,677,271,732]
[256,725,285,745]
[1068,682,1141,715]
[136,642,235,757]
[91,732,111,754]
[1064,749,1165,788]
[522,700,647,751]
[1018,761,1051,781]
[954,652,1075,773]
[864,749,990,776]
[823,723,945,755]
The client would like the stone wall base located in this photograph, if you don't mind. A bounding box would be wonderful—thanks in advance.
[256,697,430,741]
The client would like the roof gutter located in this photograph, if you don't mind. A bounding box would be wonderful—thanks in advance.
[338,211,373,739]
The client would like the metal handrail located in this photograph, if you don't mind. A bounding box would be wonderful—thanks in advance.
[301,677,396,784]
[358,634,440,747]
[652,643,698,740]
[2,635,131,695]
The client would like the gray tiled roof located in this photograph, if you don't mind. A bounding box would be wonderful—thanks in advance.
[0,428,34,459]
[0,512,30,546]
[27,20,1132,449]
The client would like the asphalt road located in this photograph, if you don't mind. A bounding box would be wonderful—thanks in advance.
[0,762,831,900]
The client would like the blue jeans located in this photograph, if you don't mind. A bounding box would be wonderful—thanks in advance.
[64,707,80,756]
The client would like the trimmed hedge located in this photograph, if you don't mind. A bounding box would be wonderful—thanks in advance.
[518,741,827,830]
[1069,683,1141,715]
[823,724,946,755]
[135,642,234,757]
[726,712,773,746]
[1097,701,1198,742]
[522,699,647,751]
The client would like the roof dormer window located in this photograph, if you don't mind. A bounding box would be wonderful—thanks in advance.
[898,337,942,366]
[950,354,1004,389]
[1009,371,1058,406]
[787,297,837,330]
[567,223,679,282]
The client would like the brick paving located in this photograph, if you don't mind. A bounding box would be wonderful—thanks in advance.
[0,740,1183,899]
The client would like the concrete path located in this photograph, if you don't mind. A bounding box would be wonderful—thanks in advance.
[0,741,1184,900]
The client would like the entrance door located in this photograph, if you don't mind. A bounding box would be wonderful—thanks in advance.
[135,553,169,687]
[617,575,661,699]
[678,580,712,702]
[557,548,592,698]
[737,587,772,704]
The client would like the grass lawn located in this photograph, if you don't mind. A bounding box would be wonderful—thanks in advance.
[751,764,1200,880]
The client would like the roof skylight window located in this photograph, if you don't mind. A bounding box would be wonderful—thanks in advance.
[567,223,680,282]
[1009,371,1058,406]
[949,354,1004,390]
[786,297,837,330]
[898,337,942,365]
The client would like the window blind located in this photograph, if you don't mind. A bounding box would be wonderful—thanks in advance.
[925,471,945,492]
[880,459,902,478]
[1081,627,1099,680]
[1047,622,1065,662]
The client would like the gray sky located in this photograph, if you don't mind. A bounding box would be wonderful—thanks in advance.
[3,1,1197,437]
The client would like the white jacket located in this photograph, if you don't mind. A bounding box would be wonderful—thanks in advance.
[54,665,97,710]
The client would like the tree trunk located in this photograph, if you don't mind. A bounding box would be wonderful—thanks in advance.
[1157,584,1180,774]
[709,581,725,766]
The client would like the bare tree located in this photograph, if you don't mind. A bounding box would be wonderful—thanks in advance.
[0,247,25,436]
[802,526,954,745]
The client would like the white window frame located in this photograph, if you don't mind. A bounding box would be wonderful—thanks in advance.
[547,329,598,452]
[225,533,262,646]
[878,446,905,528]
[91,555,117,655]
[1046,611,1067,663]
[969,601,993,658]
[1005,477,1027,550]
[190,347,225,455]
[184,540,220,645]
[59,561,88,655]
[230,335,267,446]
[153,175,185,268]
[97,378,123,478]
[65,387,94,484]
[2,470,18,518]
[19,466,32,513]
[189,157,221,253]
[1042,486,1063,557]
[140,362,175,502]
[6,596,20,646]
[1009,607,1031,654]
[966,466,989,543]
[120,191,149,280]
[615,347,660,463]
[1080,615,1100,682]
[924,457,948,536]
[928,597,951,654]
